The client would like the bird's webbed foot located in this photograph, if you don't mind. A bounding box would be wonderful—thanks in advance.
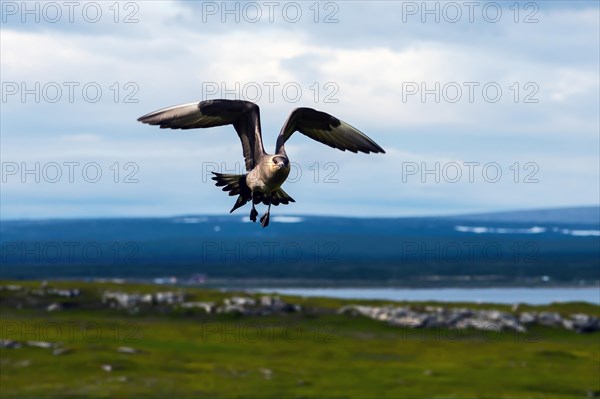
[250,204,258,222]
[260,211,270,228]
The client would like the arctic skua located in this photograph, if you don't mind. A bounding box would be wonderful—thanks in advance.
[137,99,385,227]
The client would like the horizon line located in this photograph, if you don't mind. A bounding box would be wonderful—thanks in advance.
[1,204,598,222]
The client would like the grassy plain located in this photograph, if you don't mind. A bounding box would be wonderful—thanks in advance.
[0,280,598,398]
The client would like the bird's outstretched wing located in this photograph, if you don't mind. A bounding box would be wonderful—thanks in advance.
[137,100,266,171]
[275,107,385,155]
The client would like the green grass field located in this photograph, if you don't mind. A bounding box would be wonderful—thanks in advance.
[1,280,598,398]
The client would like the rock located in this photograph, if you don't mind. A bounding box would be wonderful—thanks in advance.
[478,311,525,332]
[337,303,597,334]
[260,295,279,307]
[117,346,139,354]
[538,312,563,327]
[519,312,537,324]
[26,341,55,349]
[337,305,362,316]
[47,288,80,298]
[259,368,273,380]
[225,296,256,307]
[103,291,141,308]
[567,314,600,333]
[53,347,71,356]
[155,291,184,305]
[180,302,215,313]
[102,290,185,309]
[101,364,113,372]
[455,318,502,332]
[0,339,21,349]
[389,314,431,328]
[47,302,62,312]
[259,295,300,313]
[483,310,511,321]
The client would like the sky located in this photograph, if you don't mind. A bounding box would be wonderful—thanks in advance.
[1,0,599,219]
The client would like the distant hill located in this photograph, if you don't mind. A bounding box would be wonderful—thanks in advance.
[1,207,599,285]
[444,206,599,224]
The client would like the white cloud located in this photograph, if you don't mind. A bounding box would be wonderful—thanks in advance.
[0,1,598,218]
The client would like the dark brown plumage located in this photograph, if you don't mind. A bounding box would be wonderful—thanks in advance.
[138,99,385,227]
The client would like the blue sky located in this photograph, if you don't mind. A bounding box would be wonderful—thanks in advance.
[1,1,598,219]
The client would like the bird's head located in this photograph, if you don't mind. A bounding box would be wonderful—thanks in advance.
[271,155,289,170]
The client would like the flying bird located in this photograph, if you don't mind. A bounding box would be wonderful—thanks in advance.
[137,100,385,227]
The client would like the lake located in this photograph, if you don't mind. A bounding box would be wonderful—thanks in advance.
[252,287,600,305]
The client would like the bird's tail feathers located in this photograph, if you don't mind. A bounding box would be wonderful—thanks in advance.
[211,172,251,213]
[268,187,295,206]
[253,188,295,206]
[211,172,296,213]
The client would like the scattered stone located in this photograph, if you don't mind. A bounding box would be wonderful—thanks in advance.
[340,304,521,331]
[53,347,71,356]
[565,314,600,333]
[225,296,256,307]
[47,302,62,312]
[215,295,299,315]
[259,368,273,380]
[48,288,80,298]
[0,339,21,349]
[455,318,502,332]
[26,341,55,349]
[102,364,113,372]
[217,303,247,315]
[117,346,140,354]
[180,302,215,313]
[1,285,596,335]
[519,312,537,324]
[538,312,563,327]
[31,288,80,298]
[155,291,184,305]
[587,389,600,398]
[103,290,185,309]
[141,294,154,304]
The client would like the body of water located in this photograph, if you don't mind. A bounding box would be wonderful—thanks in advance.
[252,287,600,305]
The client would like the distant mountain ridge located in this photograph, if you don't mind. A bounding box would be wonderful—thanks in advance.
[2,206,598,225]
[1,206,598,284]
[443,206,599,225]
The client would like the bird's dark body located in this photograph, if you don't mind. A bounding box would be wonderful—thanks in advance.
[137,99,384,227]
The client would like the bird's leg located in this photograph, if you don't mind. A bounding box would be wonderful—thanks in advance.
[260,200,271,228]
[249,192,258,222]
